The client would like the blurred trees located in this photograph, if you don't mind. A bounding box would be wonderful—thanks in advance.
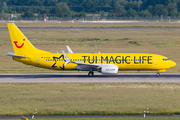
[21,11,34,18]
[1,1,8,17]
[55,2,70,17]
[1,0,180,18]
[108,1,126,17]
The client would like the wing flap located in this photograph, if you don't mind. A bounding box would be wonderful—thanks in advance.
[75,62,100,71]
[74,62,100,67]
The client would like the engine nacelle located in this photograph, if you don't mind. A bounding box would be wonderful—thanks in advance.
[97,64,119,74]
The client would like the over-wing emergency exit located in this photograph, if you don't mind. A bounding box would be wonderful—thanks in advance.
[7,23,176,77]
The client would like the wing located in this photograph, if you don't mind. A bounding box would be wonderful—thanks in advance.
[73,62,101,71]
[62,51,100,71]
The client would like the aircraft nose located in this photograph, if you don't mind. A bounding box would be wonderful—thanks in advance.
[169,60,176,68]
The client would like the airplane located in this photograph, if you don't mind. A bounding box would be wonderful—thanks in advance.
[7,23,176,77]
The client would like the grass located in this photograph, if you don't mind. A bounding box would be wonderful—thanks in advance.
[1,118,180,120]
[1,21,180,28]
[0,26,180,73]
[0,83,180,116]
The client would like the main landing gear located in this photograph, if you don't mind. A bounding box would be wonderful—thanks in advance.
[156,72,160,76]
[88,71,94,77]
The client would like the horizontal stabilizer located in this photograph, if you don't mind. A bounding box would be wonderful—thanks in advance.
[7,52,26,58]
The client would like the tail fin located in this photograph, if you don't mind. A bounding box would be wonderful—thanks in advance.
[7,23,37,55]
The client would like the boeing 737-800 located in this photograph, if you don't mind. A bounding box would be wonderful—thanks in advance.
[7,23,176,77]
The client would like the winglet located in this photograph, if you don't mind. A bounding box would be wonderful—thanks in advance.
[62,51,71,65]
[66,45,73,53]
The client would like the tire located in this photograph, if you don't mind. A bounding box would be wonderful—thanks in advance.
[88,72,94,77]
[156,73,160,76]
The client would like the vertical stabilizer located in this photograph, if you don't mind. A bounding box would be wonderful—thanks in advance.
[7,23,37,55]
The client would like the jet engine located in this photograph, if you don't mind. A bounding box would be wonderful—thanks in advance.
[97,64,119,74]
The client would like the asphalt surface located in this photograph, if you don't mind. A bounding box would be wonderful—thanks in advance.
[0,73,180,83]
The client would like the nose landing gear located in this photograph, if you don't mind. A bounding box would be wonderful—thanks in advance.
[156,72,160,76]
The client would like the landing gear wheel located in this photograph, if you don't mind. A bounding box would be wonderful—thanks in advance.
[88,71,94,77]
[156,72,160,76]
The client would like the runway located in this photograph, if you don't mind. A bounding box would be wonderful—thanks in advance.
[0,73,179,83]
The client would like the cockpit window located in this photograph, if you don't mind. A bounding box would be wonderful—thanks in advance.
[163,58,169,61]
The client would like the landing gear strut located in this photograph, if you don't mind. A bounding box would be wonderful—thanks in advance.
[88,71,94,77]
[156,72,160,76]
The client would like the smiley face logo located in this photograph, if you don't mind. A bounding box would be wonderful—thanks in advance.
[13,39,25,48]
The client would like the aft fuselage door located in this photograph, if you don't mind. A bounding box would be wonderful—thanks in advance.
[36,56,40,65]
